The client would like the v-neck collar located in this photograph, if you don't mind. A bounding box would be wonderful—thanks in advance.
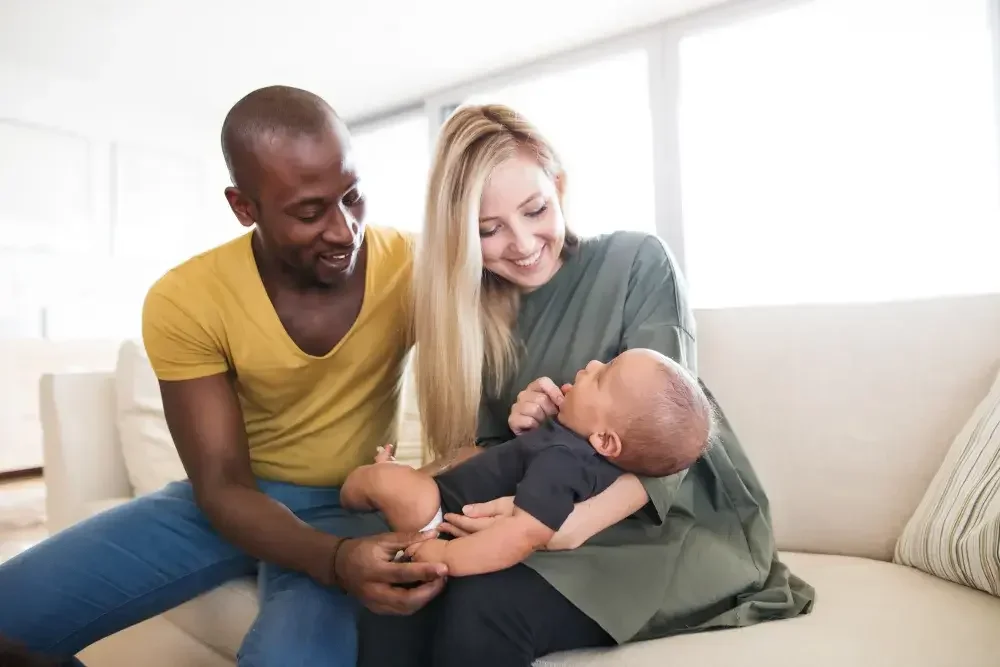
[240,230,374,360]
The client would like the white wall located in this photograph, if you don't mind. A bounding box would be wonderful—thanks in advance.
[0,63,239,340]
[0,0,727,341]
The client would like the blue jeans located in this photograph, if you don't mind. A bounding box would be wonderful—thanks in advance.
[0,479,387,666]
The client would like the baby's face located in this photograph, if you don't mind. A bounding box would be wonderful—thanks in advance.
[559,358,616,433]
[559,350,667,441]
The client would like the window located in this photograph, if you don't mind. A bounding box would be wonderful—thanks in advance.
[678,0,1000,308]
[461,49,657,238]
[351,113,430,233]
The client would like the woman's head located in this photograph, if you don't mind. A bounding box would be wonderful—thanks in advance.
[478,148,565,291]
[414,104,577,458]
[426,104,577,292]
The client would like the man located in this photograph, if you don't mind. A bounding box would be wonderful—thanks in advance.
[0,86,446,666]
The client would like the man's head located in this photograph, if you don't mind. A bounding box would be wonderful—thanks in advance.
[558,349,713,476]
[221,85,365,288]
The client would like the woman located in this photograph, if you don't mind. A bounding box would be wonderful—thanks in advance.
[363,104,814,666]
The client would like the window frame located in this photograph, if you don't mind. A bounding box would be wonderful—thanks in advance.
[346,0,1000,295]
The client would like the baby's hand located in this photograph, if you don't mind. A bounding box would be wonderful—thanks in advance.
[405,538,449,564]
[374,444,396,464]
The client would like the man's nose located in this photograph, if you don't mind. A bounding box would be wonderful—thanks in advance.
[321,205,357,245]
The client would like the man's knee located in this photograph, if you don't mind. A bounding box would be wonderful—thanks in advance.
[239,576,359,667]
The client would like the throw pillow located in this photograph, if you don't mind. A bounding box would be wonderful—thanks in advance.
[116,340,188,496]
[894,365,1000,595]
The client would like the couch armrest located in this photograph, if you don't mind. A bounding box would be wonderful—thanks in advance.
[40,371,132,533]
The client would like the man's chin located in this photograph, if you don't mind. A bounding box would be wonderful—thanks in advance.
[313,256,359,287]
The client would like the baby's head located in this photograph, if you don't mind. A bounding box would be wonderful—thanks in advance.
[557,349,713,476]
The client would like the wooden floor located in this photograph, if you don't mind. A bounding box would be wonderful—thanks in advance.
[0,474,48,564]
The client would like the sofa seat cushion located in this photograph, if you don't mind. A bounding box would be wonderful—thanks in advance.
[162,577,258,660]
[150,552,1000,665]
[538,552,1000,666]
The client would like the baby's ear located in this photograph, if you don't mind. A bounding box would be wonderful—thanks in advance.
[589,431,623,459]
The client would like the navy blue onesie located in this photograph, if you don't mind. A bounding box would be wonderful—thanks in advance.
[434,418,625,531]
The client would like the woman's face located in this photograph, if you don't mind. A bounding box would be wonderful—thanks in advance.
[478,152,566,292]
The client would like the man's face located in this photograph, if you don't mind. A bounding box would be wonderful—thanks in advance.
[227,120,367,288]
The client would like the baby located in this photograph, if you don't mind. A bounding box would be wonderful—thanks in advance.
[340,348,713,576]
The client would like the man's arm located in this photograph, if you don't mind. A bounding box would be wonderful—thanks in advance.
[159,374,345,584]
[143,287,446,614]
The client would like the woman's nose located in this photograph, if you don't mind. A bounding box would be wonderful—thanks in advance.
[506,221,536,255]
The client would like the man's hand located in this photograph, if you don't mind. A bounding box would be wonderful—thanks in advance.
[439,496,515,538]
[508,377,567,434]
[334,531,448,615]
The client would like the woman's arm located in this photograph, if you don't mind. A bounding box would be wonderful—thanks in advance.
[619,235,699,523]
[544,474,650,550]
[411,508,555,576]
[442,474,652,549]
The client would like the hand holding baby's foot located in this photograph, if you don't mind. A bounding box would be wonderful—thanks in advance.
[404,538,449,564]
[374,444,396,464]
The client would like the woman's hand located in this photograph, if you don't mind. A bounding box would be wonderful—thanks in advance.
[439,475,649,551]
[438,497,515,538]
[508,377,570,434]
[374,443,396,463]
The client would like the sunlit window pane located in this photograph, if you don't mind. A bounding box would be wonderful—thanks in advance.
[352,113,430,233]
[679,0,1000,307]
[463,50,657,238]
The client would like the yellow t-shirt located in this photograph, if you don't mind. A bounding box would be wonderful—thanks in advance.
[141,225,414,487]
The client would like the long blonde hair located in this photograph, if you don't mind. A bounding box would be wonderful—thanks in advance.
[413,104,574,460]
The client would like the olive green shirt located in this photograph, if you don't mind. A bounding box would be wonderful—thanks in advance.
[476,231,815,644]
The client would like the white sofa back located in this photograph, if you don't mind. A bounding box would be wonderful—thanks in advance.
[0,339,119,473]
[37,294,1000,562]
[697,294,1000,561]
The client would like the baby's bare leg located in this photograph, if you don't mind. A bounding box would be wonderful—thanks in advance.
[341,463,442,533]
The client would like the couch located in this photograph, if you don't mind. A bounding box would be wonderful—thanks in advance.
[40,294,1000,666]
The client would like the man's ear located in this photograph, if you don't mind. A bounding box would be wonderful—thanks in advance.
[225,187,258,228]
[588,431,623,459]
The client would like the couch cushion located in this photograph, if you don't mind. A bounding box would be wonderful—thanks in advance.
[115,340,187,496]
[894,364,1000,596]
[156,552,1000,666]
[696,295,1000,560]
[538,552,1000,666]
[162,577,259,661]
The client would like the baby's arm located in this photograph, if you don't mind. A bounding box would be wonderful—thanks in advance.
[340,453,442,534]
[408,509,554,576]
[410,445,596,575]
